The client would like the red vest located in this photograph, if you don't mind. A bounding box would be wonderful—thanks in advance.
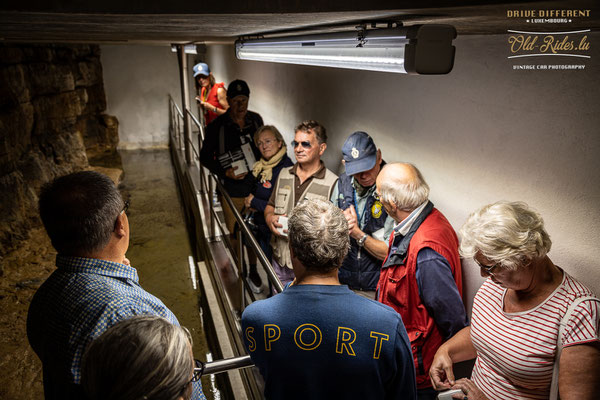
[201,82,225,125]
[377,208,462,389]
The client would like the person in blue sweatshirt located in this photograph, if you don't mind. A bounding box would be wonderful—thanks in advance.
[241,198,417,400]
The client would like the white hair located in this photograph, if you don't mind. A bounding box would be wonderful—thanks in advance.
[378,163,430,212]
[459,201,552,270]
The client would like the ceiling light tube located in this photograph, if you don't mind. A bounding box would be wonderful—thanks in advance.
[235,24,457,74]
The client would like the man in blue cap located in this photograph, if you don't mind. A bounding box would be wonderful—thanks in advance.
[330,131,394,299]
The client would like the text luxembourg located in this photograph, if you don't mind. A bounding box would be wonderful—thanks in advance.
[245,324,391,359]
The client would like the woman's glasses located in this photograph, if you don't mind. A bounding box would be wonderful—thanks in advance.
[291,140,312,149]
[192,359,204,382]
[474,259,499,274]
[257,138,275,148]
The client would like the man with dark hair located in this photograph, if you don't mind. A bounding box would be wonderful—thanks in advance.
[27,171,205,400]
[264,120,338,285]
[200,78,264,289]
[242,198,417,399]
[331,131,394,299]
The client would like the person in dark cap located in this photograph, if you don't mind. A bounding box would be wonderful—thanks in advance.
[200,79,264,290]
[330,131,394,299]
[192,62,228,125]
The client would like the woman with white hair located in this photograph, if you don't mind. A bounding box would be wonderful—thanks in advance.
[430,201,599,400]
[81,315,203,400]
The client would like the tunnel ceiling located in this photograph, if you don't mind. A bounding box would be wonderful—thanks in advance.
[0,0,597,43]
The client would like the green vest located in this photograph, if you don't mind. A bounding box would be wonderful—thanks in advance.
[271,166,338,268]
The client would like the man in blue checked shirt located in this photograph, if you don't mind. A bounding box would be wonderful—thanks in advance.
[27,171,206,400]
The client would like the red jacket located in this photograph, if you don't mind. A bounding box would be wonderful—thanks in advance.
[377,205,462,389]
[201,82,225,125]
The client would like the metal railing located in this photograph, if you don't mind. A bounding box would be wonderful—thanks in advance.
[168,95,284,384]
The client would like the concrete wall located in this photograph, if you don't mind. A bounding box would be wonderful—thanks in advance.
[203,34,600,311]
[97,35,600,312]
[101,45,181,149]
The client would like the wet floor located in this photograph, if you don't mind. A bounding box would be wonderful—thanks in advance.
[119,149,219,400]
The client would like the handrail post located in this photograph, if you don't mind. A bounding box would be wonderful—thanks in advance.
[175,44,193,165]
[209,178,216,240]
[238,228,246,310]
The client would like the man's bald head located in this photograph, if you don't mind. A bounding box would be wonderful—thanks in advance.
[376,162,430,213]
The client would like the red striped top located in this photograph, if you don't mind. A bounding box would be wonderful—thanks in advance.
[470,271,599,400]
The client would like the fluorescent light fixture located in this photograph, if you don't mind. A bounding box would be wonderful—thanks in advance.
[236,24,457,74]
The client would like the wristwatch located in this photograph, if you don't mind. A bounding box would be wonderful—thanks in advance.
[357,234,368,247]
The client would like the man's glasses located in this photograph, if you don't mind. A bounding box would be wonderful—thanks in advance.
[291,140,312,149]
[114,200,130,227]
[475,259,499,274]
[122,200,130,215]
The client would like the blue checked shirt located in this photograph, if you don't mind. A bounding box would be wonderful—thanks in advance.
[27,255,206,400]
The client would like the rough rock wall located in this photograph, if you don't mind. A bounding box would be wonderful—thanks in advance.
[0,44,119,259]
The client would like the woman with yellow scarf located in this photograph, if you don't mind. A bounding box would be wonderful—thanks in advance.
[244,126,293,293]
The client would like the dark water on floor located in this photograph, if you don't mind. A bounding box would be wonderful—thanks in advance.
[119,149,219,400]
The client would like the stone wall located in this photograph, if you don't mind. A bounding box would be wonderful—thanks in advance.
[0,44,119,259]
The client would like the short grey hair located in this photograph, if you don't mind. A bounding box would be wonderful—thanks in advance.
[459,201,552,270]
[288,198,349,272]
[378,163,430,212]
[81,315,194,400]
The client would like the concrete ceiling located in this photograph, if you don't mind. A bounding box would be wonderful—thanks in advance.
[0,0,597,44]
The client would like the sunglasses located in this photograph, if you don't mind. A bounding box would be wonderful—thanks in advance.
[291,140,312,149]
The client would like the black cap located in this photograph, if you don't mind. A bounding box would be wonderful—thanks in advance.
[227,79,250,99]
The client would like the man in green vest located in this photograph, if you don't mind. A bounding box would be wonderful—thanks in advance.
[264,120,338,286]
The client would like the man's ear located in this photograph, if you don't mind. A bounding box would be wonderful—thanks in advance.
[114,213,127,238]
[319,142,327,156]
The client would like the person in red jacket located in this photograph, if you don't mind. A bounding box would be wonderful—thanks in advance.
[193,62,228,125]
[375,162,468,400]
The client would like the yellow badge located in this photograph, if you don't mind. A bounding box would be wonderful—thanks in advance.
[371,201,383,219]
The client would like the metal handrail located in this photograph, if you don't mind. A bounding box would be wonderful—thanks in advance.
[183,101,282,293]
[199,355,254,376]
[168,95,284,380]
[188,109,205,142]
[212,177,284,293]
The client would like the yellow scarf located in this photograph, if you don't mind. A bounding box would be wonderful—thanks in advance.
[252,146,287,183]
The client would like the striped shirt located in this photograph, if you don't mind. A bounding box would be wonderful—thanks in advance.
[27,255,205,400]
[470,271,599,400]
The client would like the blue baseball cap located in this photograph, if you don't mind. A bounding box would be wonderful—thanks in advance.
[193,63,210,77]
[342,131,378,176]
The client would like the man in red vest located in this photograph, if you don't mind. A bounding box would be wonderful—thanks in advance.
[375,162,468,400]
